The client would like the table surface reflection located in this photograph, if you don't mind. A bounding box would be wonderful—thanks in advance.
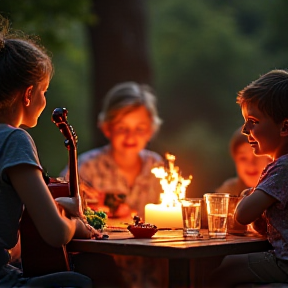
[67,229,271,288]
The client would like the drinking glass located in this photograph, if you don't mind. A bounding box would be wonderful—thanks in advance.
[204,193,230,239]
[181,198,202,237]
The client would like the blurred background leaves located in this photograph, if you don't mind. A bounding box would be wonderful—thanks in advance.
[1,0,287,197]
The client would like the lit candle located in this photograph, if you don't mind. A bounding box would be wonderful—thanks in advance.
[145,153,192,229]
[145,203,183,228]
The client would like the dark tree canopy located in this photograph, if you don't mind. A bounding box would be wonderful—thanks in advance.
[1,0,288,196]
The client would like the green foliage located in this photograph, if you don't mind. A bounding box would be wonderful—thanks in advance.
[84,207,107,230]
[149,0,265,124]
[2,0,288,196]
[0,0,95,50]
[148,0,288,196]
[0,1,95,177]
[29,22,93,177]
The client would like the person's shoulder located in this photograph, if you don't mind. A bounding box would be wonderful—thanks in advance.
[222,177,239,186]
[265,154,288,175]
[216,177,244,196]
[0,125,34,145]
[78,145,110,166]
[274,154,288,166]
[0,125,40,174]
[0,124,25,135]
[60,146,110,177]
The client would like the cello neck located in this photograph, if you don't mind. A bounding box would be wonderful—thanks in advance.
[52,107,83,216]
[69,145,79,198]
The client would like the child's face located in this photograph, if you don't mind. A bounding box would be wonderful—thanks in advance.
[241,103,283,159]
[234,142,270,187]
[22,77,49,128]
[102,105,153,157]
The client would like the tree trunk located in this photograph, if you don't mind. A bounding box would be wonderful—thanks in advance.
[87,0,153,146]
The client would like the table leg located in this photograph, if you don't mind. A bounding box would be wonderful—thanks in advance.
[168,256,224,288]
[169,258,190,288]
[191,256,224,288]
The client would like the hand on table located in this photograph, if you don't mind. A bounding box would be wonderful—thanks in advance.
[73,217,108,240]
[55,197,109,239]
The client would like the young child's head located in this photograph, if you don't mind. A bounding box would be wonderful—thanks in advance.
[0,15,53,126]
[98,82,162,155]
[229,127,270,188]
[237,69,288,159]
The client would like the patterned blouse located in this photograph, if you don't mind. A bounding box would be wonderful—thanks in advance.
[62,145,163,219]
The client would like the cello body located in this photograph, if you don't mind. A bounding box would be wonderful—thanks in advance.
[20,180,71,277]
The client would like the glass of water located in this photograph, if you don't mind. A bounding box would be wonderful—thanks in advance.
[204,193,230,239]
[181,198,202,237]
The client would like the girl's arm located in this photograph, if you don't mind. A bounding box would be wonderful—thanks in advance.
[7,164,94,247]
[235,189,277,225]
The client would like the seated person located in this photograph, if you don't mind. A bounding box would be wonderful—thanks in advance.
[61,82,163,222]
[0,15,116,288]
[209,69,288,288]
[216,127,271,196]
[61,82,167,288]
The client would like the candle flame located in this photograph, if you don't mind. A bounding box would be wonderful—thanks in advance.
[152,153,192,207]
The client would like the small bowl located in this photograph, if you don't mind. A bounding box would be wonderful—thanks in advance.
[128,225,158,239]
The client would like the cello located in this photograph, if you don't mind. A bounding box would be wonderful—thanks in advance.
[20,108,84,277]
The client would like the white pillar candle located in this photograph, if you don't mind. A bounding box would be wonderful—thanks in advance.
[145,203,183,229]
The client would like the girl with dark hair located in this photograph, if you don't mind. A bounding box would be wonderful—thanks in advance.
[0,15,122,288]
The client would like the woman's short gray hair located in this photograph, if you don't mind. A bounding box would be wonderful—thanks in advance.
[98,82,162,135]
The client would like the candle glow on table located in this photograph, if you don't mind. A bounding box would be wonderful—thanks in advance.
[145,153,192,229]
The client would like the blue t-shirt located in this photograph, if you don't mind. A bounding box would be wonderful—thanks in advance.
[0,124,42,249]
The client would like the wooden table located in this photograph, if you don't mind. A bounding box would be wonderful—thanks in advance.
[67,229,271,288]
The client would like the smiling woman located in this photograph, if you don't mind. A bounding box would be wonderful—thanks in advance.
[60,81,168,288]
[61,81,164,220]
